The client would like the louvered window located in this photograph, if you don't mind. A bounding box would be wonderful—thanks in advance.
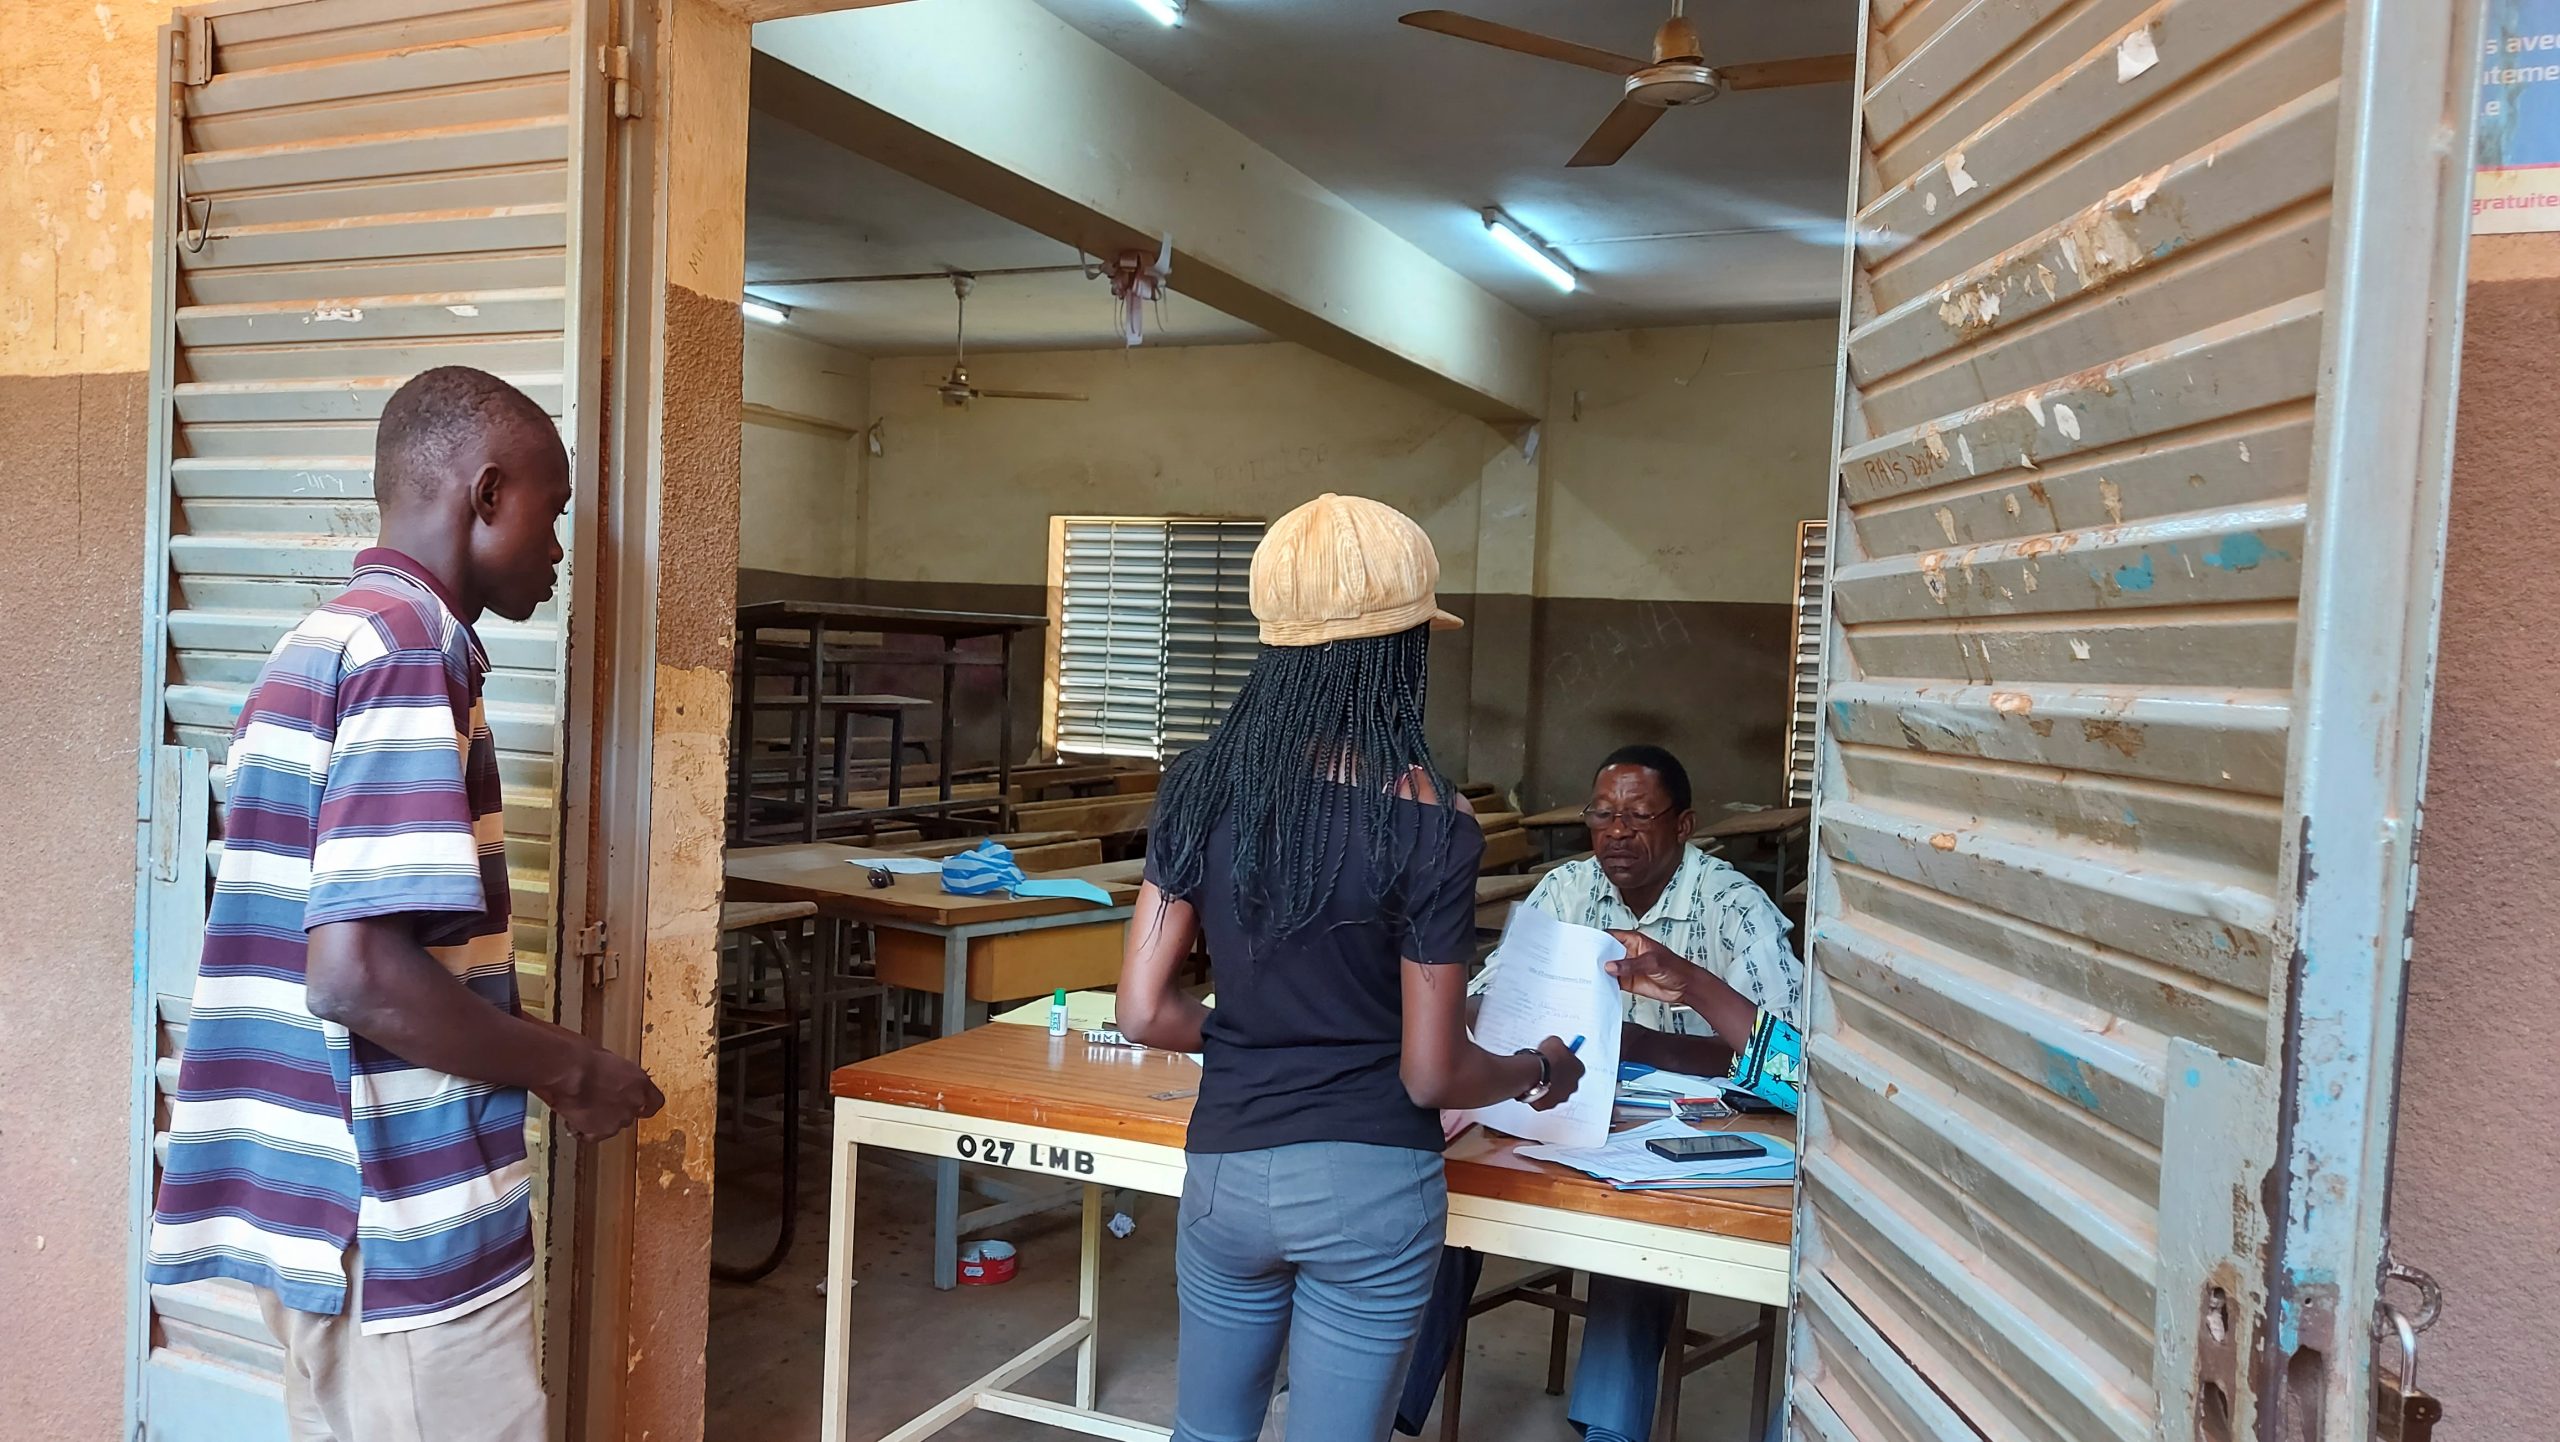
[1051,518,1263,761]
[1784,518,1827,805]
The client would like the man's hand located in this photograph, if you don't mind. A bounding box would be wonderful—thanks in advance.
[1606,929,1703,1005]
[1526,1034,1587,1112]
[1605,928,1760,1047]
[533,1020,665,1141]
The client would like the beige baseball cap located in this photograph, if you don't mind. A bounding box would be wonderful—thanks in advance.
[1250,493,1464,646]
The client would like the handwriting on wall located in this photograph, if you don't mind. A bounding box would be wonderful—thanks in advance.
[1543,600,1698,698]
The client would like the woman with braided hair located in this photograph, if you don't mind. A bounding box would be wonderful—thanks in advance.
[1118,494,1586,1442]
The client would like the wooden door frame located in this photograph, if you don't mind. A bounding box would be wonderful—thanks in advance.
[564,1,752,1437]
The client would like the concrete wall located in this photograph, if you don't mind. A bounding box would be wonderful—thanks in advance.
[2383,232,2560,1436]
[1531,322,1834,811]
[741,323,1835,804]
[741,324,867,579]
[0,1,180,1435]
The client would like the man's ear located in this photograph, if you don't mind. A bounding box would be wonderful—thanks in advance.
[468,463,505,524]
[1675,809,1697,845]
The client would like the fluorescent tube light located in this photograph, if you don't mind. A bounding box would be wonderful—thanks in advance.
[1482,208,1576,293]
[742,298,790,325]
[1127,0,1183,24]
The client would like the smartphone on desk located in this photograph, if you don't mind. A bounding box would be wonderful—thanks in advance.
[1645,1133,1769,1163]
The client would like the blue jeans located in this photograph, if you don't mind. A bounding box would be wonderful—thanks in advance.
[1569,1272,1681,1442]
[1174,1142,1447,1442]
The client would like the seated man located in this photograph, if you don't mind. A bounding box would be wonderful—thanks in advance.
[1396,744,1803,1442]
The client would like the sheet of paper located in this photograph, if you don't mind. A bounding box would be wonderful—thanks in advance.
[1521,1117,1797,1187]
[1465,902,1624,1148]
[849,855,944,875]
[1619,1063,1732,1099]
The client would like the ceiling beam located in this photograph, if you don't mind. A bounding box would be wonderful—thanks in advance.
[752,0,1548,422]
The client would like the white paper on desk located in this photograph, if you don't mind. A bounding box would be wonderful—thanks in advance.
[848,856,944,875]
[1619,1064,1733,1100]
[1464,903,1623,1149]
[1521,1117,1796,1187]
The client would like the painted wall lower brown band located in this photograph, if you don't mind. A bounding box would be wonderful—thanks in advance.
[738,570,1791,809]
[0,368,151,1441]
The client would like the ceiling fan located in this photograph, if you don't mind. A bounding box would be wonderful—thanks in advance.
[929,273,1087,408]
[1399,4,1855,167]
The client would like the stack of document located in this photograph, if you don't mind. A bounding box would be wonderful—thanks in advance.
[1520,1118,1796,1192]
[1616,1062,1732,1112]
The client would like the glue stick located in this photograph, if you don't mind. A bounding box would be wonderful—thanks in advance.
[1048,988,1069,1037]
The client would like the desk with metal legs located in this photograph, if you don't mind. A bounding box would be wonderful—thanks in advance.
[724,844,1139,1288]
[819,1025,1794,1442]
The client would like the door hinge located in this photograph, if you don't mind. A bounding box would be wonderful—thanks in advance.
[599,43,641,120]
[176,13,211,86]
[577,922,616,984]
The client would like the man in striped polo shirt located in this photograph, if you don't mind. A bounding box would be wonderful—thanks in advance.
[147,367,662,1442]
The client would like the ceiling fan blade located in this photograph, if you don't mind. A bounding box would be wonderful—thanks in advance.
[1398,10,1644,75]
[1568,97,1666,168]
[1718,53,1857,91]
[969,389,1089,403]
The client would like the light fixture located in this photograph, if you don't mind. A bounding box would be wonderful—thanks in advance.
[742,297,791,325]
[1126,0,1183,26]
[1481,207,1577,293]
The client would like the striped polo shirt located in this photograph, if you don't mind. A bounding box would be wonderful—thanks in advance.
[146,548,532,1333]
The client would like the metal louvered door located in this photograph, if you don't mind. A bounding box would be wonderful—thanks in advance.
[130,0,609,1435]
[1158,520,1264,755]
[1792,2,2474,1441]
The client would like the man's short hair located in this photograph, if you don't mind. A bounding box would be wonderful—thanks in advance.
[1595,744,1693,814]
[374,366,556,505]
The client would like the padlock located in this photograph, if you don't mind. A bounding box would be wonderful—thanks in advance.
[2374,1304,2443,1442]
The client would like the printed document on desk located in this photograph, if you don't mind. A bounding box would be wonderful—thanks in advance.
[1465,902,1623,1148]
[1522,1117,1797,1189]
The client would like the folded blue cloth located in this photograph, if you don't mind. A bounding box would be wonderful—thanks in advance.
[939,840,1113,906]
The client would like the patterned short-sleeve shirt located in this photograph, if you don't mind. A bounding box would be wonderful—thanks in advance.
[146,548,530,1334]
[1473,845,1802,1034]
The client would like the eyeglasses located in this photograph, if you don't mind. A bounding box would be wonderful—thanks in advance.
[1581,806,1673,831]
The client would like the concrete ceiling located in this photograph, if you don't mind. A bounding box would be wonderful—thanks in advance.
[744,0,1855,352]
[745,114,1270,354]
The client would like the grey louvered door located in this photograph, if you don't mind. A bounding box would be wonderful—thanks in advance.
[1787,1,2476,1438]
[131,0,608,1433]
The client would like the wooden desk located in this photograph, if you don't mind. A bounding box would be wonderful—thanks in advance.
[727,842,1140,1298]
[1697,805,1812,842]
[1698,805,1813,899]
[725,844,1139,928]
[725,843,1140,1007]
[821,1025,1793,1442]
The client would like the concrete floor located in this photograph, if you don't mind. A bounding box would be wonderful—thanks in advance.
[705,1119,1781,1442]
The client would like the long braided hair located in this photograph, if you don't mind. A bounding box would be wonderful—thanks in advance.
[1147,623,1462,949]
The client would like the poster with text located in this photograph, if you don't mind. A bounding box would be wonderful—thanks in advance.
[2479,0,2560,232]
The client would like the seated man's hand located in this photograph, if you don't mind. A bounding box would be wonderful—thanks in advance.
[1605,929,1703,1006]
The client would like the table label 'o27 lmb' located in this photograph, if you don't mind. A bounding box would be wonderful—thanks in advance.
[955,1133,1097,1175]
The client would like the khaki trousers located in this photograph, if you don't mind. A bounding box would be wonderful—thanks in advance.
[256,1249,546,1442]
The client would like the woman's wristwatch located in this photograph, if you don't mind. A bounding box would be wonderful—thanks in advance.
[1514,1046,1552,1104]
